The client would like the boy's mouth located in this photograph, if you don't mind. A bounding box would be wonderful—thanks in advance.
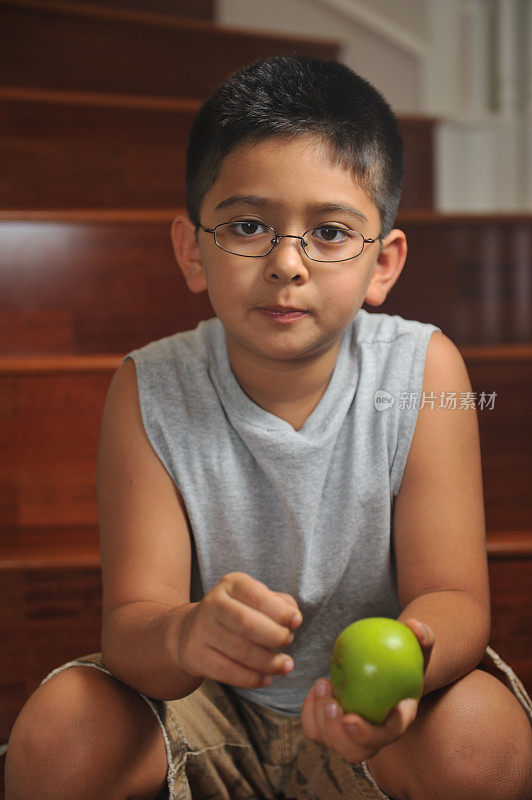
[258,305,309,322]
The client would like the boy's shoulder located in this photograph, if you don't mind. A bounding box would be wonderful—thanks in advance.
[353,309,440,346]
[127,317,220,367]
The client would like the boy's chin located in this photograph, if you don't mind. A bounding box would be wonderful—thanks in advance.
[227,328,344,365]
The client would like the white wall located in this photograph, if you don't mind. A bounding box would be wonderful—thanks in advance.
[216,0,427,112]
[215,0,532,212]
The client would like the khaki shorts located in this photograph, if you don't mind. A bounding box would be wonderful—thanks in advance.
[42,648,532,800]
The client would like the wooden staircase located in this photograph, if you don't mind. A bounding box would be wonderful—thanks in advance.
[1,0,531,758]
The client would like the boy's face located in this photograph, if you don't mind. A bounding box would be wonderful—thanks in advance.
[179,135,404,367]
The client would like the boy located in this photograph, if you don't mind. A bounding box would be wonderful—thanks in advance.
[6,55,532,800]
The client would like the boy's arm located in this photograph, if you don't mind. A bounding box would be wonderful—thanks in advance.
[98,358,201,699]
[394,330,491,695]
[98,359,300,700]
[301,331,490,762]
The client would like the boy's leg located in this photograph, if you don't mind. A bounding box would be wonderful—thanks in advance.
[5,660,168,800]
[5,654,280,800]
[366,665,532,800]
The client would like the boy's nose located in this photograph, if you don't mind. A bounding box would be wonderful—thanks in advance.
[264,236,310,285]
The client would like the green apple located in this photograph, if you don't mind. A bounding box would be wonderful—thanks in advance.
[330,617,424,725]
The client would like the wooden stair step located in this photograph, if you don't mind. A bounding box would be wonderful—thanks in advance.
[0,89,197,208]
[1,0,339,98]
[0,90,435,210]
[0,356,119,529]
[1,351,531,535]
[385,211,532,344]
[0,211,213,354]
[0,525,530,744]
[0,551,102,744]
[1,357,530,733]
[66,0,214,20]
[1,525,529,569]
[0,525,100,568]
[396,117,436,210]
[1,211,530,354]
[458,346,532,535]
[485,529,532,558]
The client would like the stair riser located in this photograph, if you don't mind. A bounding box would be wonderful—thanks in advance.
[1,2,338,99]
[1,216,529,354]
[1,354,531,534]
[0,98,435,211]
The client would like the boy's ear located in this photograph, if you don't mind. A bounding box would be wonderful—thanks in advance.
[171,215,207,293]
[364,228,407,307]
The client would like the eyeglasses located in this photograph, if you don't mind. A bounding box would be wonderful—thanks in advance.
[198,221,380,263]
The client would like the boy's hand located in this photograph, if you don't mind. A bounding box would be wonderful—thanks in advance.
[301,679,418,763]
[177,572,302,689]
[300,619,434,764]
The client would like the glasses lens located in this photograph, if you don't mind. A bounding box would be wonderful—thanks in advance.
[214,221,275,256]
[303,227,365,261]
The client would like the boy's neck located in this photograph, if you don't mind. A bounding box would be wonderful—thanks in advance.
[225,335,343,432]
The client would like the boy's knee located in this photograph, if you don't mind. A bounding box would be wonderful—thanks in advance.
[435,670,532,800]
[6,668,107,798]
[369,669,532,800]
[6,666,152,800]
[411,670,532,800]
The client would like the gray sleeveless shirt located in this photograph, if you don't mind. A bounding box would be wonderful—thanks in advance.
[127,309,439,715]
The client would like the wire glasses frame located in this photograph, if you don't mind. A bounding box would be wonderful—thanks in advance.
[198,222,380,263]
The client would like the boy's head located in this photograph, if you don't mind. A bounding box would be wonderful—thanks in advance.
[185,55,404,238]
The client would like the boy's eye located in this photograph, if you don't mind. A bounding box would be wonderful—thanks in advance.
[229,221,269,237]
[311,226,353,244]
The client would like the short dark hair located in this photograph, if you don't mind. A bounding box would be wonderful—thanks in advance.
[185,55,404,237]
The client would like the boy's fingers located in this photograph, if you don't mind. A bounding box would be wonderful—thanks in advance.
[342,697,418,749]
[302,684,418,763]
[200,646,272,690]
[312,680,342,739]
[277,592,303,624]
[277,592,298,606]
[209,623,294,676]
[386,698,418,734]
[313,689,373,763]
[404,617,435,648]
[217,593,296,649]
[221,572,302,629]
[301,680,323,742]
[402,617,435,668]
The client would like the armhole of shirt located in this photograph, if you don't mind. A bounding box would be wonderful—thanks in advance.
[122,352,177,486]
[389,327,438,498]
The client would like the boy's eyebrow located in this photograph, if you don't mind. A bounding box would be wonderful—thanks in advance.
[308,202,368,223]
[215,195,369,223]
[214,195,271,211]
